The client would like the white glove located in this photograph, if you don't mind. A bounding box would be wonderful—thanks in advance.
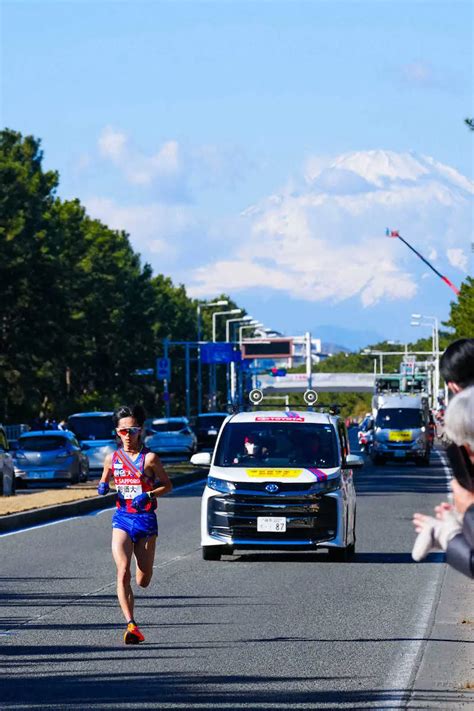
[412,512,462,562]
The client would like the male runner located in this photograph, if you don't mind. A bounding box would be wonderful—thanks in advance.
[98,405,172,644]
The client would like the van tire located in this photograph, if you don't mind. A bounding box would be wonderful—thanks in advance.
[202,546,222,561]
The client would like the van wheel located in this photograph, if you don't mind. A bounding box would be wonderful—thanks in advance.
[202,546,222,561]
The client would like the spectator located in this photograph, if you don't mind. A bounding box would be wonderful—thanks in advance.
[440,338,474,394]
[412,386,474,579]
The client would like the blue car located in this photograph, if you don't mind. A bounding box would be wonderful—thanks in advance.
[13,430,89,486]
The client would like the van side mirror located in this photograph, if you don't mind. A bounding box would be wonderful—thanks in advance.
[190,452,211,467]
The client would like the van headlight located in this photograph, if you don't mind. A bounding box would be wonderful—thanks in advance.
[207,476,236,493]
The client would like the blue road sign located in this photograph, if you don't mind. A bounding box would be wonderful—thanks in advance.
[201,343,241,364]
[156,357,170,380]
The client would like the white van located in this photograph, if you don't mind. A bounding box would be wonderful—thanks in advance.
[191,409,361,561]
[371,394,431,466]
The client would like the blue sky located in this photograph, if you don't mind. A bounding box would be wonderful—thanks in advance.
[2,1,473,348]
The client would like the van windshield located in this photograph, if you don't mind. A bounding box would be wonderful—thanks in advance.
[214,422,339,469]
[68,416,115,441]
[375,409,423,429]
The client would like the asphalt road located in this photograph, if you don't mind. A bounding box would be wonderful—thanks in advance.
[0,435,458,710]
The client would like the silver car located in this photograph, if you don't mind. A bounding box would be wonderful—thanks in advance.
[67,412,117,476]
[144,417,197,457]
[13,431,89,486]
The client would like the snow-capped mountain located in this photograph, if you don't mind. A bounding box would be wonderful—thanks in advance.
[190,149,472,307]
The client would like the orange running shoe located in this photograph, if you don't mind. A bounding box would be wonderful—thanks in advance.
[123,623,145,644]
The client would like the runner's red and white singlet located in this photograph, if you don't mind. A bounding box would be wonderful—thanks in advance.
[111,447,157,513]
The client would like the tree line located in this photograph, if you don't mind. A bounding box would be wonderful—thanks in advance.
[0,129,242,422]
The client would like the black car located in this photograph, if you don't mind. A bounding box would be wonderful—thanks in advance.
[191,413,228,450]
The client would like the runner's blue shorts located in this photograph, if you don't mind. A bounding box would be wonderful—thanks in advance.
[112,510,158,542]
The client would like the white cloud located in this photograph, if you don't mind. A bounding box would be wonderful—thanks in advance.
[98,126,127,161]
[95,127,255,198]
[84,196,197,259]
[446,248,468,272]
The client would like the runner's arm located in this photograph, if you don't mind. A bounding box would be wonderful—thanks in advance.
[99,453,113,484]
[146,453,173,498]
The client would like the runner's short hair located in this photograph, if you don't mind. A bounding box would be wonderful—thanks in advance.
[113,404,146,427]
[440,338,474,388]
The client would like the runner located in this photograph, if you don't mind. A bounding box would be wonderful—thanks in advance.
[97,404,172,644]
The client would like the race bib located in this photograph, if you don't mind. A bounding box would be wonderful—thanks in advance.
[116,483,143,499]
[115,473,142,499]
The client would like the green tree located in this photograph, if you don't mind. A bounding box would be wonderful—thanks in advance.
[443,277,474,338]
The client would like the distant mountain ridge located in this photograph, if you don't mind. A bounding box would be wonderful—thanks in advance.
[314,324,384,352]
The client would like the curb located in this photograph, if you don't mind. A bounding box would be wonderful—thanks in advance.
[0,470,206,534]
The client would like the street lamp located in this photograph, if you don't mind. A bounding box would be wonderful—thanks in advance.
[226,315,253,343]
[410,313,439,406]
[239,321,263,344]
[212,309,241,342]
[196,300,228,414]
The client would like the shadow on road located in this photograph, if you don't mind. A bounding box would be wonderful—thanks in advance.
[0,670,466,709]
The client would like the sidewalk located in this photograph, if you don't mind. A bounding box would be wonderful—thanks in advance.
[408,564,474,708]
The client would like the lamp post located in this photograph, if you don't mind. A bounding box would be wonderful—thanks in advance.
[209,308,241,407]
[212,309,241,342]
[239,321,263,345]
[411,313,439,406]
[196,299,228,414]
[224,316,253,404]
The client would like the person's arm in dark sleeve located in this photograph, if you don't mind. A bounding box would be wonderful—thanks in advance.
[446,504,474,579]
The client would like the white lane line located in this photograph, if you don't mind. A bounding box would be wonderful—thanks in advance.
[0,478,207,538]
[377,447,451,708]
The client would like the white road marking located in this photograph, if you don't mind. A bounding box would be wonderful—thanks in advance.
[377,447,451,707]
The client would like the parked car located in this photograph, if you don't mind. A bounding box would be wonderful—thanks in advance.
[144,417,197,457]
[67,412,117,476]
[13,430,89,486]
[192,408,361,561]
[191,412,229,450]
[0,424,15,496]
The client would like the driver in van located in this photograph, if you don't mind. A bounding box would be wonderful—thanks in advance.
[233,435,269,463]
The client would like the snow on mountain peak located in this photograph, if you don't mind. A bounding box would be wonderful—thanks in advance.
[305,149,473,194]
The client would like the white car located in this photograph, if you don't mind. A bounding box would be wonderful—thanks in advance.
[144,417,197,457]
[192,409,361,561]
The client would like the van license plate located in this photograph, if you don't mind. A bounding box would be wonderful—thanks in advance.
[257,517,286,533]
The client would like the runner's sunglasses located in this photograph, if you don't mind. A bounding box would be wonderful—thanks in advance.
[116,427,142,436]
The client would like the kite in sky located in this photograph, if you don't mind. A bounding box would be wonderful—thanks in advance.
[386,229,460,296]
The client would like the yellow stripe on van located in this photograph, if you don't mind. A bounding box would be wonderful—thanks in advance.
[246,468,303,478]
[388,430,413,442]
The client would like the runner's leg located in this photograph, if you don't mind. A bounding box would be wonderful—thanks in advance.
[112,528,135,622]
[134,535,157,588]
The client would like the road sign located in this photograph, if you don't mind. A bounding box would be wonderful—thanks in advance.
[201,343,241,364]
[156,357,170,380]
